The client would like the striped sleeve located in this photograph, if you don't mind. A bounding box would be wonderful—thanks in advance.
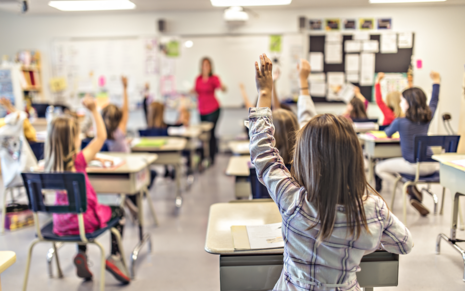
[379,199,414,254]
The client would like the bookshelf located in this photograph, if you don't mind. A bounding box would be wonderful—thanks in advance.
[16,50,43,102]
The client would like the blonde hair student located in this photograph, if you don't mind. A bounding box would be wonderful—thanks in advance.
[148,101,167,128]
[46,95,131,283]
[375,73,403,126]
[249,54,412,290]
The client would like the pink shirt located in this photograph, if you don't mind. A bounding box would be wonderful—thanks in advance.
[195,75,221,115]
[53,152,112,236]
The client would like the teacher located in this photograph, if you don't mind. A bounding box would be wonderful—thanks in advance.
[193,57,226,165]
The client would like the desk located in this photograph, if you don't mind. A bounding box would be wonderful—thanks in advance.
[0,251,16,291]
[205,202,399,291]
[30,118,47,132]
[228,140,250,155]
[132,137,187,208]
[359,134,402,184]
[226,156,251,199]
[433,154,465,281]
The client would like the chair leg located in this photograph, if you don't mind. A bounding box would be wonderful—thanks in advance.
[145,187,159,226]
[459,204,465,231]
[1,188,9,234]
[402,182,410,225]
[110,227,130,275]
[22,239,40,291]
[53,243,63,278]
[93,241,106,291]
[440,187,446,215]
[391,177,402,210]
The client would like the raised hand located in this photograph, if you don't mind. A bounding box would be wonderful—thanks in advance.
[255,53,273,108]
[82,94,97,112]
[353,86,361,94]
[376,72,385,84]
[297,59,311,82]
[430,71,441,84]
[121,76,128,89]
[0,97,15,112]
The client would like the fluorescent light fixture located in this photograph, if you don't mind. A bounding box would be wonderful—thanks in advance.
[184,40,194,48]
[211,0,291,7]
[48,0,136,11]
[370,0,445,3]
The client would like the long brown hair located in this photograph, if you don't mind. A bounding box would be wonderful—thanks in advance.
[402,87,432,123]
[272,109,298,165]
[350,98,368,119]
[148,102,166,128]
[386,91,403,118]
[293,114,377,243]
[101,104,122,140]
[44,116,80,172]
[200,57,213,77]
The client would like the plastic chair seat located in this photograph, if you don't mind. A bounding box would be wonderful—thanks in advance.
[400,171,440,183]
[39,217,120,241]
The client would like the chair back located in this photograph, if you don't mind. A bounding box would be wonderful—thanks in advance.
[414,135,461,163]
[249,167,270,199]
[29,141,44,161]
[80,139,109,152]
[139,128,169,137]
[21,173,87,214]
[352,118,378,123]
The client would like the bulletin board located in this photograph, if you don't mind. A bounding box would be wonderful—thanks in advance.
[308,33,415,103]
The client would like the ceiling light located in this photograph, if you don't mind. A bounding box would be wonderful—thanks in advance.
[48,0,136,11]
[211,0,291,7]
[370,0,445,3]
[184,40,194,48]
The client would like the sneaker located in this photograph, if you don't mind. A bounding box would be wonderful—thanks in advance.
[106,254,130,284]
[74,251,93,280]
[410,198,430,216]
[407,186,423,202]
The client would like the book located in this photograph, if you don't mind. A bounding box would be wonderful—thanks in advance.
[231,222,284,251]
[88,153,125,169]
[133,138,167,148]
[366,131,400,140]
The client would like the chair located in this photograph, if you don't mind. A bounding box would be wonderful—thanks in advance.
[80,138,109,152]
[390,135,461,224]
[352,118,378,123]
[249,167,271,199]
[139,128,169,137]
[28,141,44,161]
[21,172,129,291]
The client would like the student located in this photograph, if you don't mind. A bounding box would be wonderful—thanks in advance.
[45,95,130,283]
[0,97,37,142]
[102,76,130,153]
[147,101,167,129]
[375,71,441,216]
[250,54,412,290]
[375,73,403,126]
[343,87,368,121]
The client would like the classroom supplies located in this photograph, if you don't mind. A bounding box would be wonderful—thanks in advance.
[231,222,284,251]
[366,130,400,140]
[88,153,125,169]
[133,138,167,148]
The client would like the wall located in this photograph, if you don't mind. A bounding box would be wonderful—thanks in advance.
[1,5,464,137]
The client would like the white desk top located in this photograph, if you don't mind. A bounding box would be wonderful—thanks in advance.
[432,154,465,172]
[205,202,282,255]
[168,126,202,138]
[131,137,187,152]
[0,251,16,274]
[86,153,157,174]
[358,133,400,144]
[226,156,251,177]
[228,141,250,155]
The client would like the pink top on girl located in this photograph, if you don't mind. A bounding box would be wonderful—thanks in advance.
[53,152,112,236]
[195,75,221,115]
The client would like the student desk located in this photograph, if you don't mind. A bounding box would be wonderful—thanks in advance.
[226,155,251,199]
[0,251,16,291]
[228,140,250,155]
[358,134,402,184]
[433,154,465,281]
[30,118,47,132]
[131,137,187,208]
[205,202,399,291]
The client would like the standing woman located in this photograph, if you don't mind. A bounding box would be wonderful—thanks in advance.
[193,57,226,165]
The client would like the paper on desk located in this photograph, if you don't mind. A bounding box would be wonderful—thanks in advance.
[168,126,187,136]
[309,52,324,72]
[325,43,343,64]
[345,54,360,72]
[246,222,284,250]
[345,40,362,53]
[398,32,413,48]
[451,159,465,169]
[88,153,125,169]
[381,32,398,54]
[360,53,375,86]
[362,40,379,53]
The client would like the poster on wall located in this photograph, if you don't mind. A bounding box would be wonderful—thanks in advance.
[381,32,398,53]
[269,35,282,53]
[309,19,323,30]
[359,18,375,30]
[378,18,392,30]
[398,32,413,48]
[343,19,357,30]
[325,19,341,31]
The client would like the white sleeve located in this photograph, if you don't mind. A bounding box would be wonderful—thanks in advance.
[297,94,317,128]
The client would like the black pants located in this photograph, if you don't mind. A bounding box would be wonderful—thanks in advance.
[143,97,149,125]
[200,108,221,165]
[78,206,125,256]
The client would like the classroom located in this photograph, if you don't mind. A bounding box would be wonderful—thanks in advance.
[0,0,465,290]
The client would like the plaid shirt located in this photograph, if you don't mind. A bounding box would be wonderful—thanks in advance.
[248,108,413,291]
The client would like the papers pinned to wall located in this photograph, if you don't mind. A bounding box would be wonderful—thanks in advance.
[326,32,342,43]
[360,53,376,86]
[325,43,343,64]
[353,32,370,41]
[345,40,362,53]
[327,72,345,101]
[309,73,326,97]
[398,32,413,48]
[347,72,360,83]
[381,32,398,54]
[309,52,324,72]
[362,40,379,53]
[345,54,360,72]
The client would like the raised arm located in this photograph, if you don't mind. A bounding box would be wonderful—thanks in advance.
[0,97,37,142]
[82,95,107,163]
[375,73,395,121]
[296,59,317,128]
[379,198,414,254]
[384,118,399,138]
[354,86,366,103]
[429,71,441,117]
[118,76,129,134]
[239,83,254,109]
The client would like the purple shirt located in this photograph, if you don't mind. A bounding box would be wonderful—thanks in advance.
[107,128,130,153]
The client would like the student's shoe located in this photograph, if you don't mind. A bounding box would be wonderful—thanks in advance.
[410,198,430,217]
[74,251,93,280]
[407,185,423,202]
[106,254,131,284]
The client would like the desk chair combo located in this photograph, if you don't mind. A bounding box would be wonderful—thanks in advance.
[21,173,129,291]
[390,135,461,224]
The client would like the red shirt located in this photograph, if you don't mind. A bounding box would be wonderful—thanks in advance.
[195,75,221,115]
[375,83,396,126]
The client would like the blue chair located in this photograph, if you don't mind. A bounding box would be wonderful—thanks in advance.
[391,135,461,223]
[21,172,128,291]
[80,138,109,152]
[250,164,291,199]
[139,128,169,137]
[353,118,378,123]
[28,141,44,161]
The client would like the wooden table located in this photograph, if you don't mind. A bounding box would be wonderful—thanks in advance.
[0,251,16,291]
[226,156,251,199]
[205,202,399,291]
[358,134,402,184]
[228,140,250,156]
[433,154,465,281]
[131,137,187,208]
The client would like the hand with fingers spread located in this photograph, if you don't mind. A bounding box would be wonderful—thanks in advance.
[0,97,16,113]
[430,71,441,84]
[297,59,311,96]
[376,72,385,84]
[255,53,273,108]
[82,94,97,112]
[121,76,128,89]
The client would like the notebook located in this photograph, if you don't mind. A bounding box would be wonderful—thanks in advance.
[365,131,400,140]
[88,153,125,169]
[133,138,167,148]
[231,222,284,251]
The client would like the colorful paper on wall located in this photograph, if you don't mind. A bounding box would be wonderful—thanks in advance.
[269,35,282,52]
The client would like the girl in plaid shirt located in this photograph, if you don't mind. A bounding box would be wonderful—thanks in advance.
[249,54,413,291]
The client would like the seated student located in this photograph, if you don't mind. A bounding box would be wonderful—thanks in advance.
[0,97,37,142]
[45,95,130,283]
[342,87,368,121]
[375,71,441,216]
[375,73,403,126]
[250,53,412,291]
